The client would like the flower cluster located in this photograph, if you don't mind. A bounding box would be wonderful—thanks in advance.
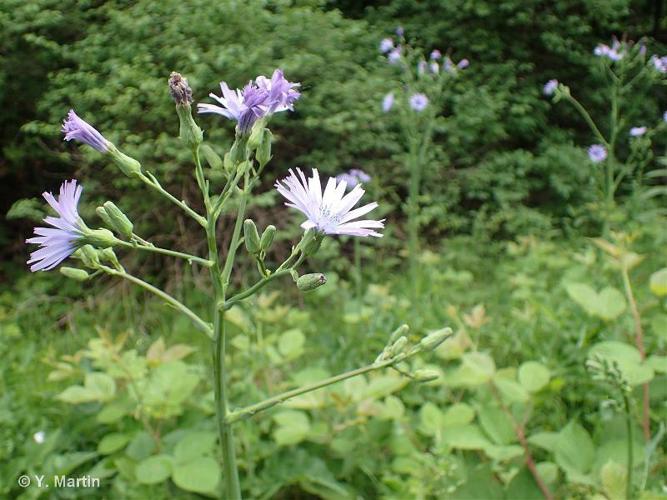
[379,30,468,75]
[651,55,667,73]
[381,91,429,112]
[198,69,300,134]
[27,180,86,271]
[587,144,607,163]
[594,39,625,62]
[276,168,384,238]
[336,169,371,188]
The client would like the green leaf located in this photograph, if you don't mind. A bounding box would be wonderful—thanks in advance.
[506,467,543,500]
[651,314,667,340]
[278,328,305,360]
[566,283,626,320]
[442,424,492,450]
[600,460,626,500]
[172,456,220,494]
[442,403,475,427]
[97,433,130,455]
[125,431,156,461]
[57,372,116,404]
[528,432,559,452]
[536,462,559,485]
[135,455,172,485]
[140,361,199,418]
[273,410,311,446]
[485,444,523,461]
[554,421,595,475]
[646,355,667,373]
[97,401,130,424]
[649,268,667,297]
[446,352,496,386]
[419,402,444,436]
[173,431,216,462]
[518,361,551,393]
[494,378,529,403]
[478,405,516,445]
[589,341,654,386]
[363,374,408,399]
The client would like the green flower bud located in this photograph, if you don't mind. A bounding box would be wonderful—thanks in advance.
[175,103,203,148]
[96,206,114,228]
[247,119,267,150]
[299,229,324,256]
[60,266,90,282]
[229,136,248,165]
[419,328,453,352]
[413,369,440,383]
[77,245,100,268]
[243,219,261,255]
[388,324,409,344]
[84,228,118,249]
[260,225,276,251]
[103,201,133,239]
[296,273,327,292]
[257,129,273,167]
[389,336,408,357]
[99,247,120,267]
[108,144,142,178]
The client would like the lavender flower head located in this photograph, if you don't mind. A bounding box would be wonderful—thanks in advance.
[382,93,394,113]
[380,38,394,53]
[430,50,442,60]
[543,79,558,96]
[337,169,371,188]
[594,41,623,61]
[409,93,429,112]
[275,168,384,238]
[457,58,469,69]
[62,110,110,153]
[651,55,667,73]
[417,60,427,75]
[663,110,667,123]
[27,180,86,271]
[388,48,401,64]
[587,144,607,163]
[395,26,404,37]
[429,62,439,74]
[629,126,647,137]
[198,70,300,134]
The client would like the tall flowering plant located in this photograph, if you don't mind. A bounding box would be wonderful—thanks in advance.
[379,28,468,299]
[544,38,667,231]
[27,71,449,498]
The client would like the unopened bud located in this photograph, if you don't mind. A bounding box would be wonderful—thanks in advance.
[84,228,118,249]
[228,136,248,165]
[60,266,90,282]
[413,369,440,383]
[175,103,203,148]
[243,219,261,254]
[299,229,324,256]
[109,145,142,178]
[260,225,276,251]
[103,201,133,239]
[419,328,452,352]
[96,206,114,228]
[296,273,327,292]
[99,247,120,267]
[257,129,273,167]
[388,324,409,344]
[168,72,193,105]
[389,336,408,357]
[247,119,267,150]
[77,245,100,268]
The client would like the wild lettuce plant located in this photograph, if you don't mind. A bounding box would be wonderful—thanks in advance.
[379,27,468,298]
[26,71,450,498]
[545,38,667,231]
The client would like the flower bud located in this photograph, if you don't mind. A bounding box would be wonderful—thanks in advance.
[260,225,276,251]
[388,324,409,344]
[102,201,133,239]
[389,336,408,357]
[228,136,248,165]
[108,144,142,178]
[296,273,327,292]
[299,229,324,256]
[60,266,90,282]
[243,219,261,255]
[419,328,452,352]
[168,72,193,105]
[84,228,119,249]
[96,206,114,228]
[247,119,267,150]
[77,245,100,268]
[99,247,120,267]
[413,369,440,383]
[256,129,273,167]
[175,105,204,149]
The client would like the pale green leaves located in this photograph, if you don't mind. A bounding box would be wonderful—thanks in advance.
[566,283,626,321]
[57,373,116,404]
[588,341,654,386]
[649,267,667,297]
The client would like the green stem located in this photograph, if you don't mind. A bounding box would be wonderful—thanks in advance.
[101,266,212,338]
[221,174,250,292]
[563,94,609,147]
[226,348,421,424]
[623,393,634,500]
[116,240,213,267]
[138,172,207,227]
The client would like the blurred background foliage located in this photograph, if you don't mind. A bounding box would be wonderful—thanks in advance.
[1,0,666,498]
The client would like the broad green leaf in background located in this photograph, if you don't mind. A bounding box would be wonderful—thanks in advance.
[565,283,626,321]
[172,456,220,494]
[518,361,551,393]
[599,460,626,500]
[649,268,667,297]
[554,421,595,476]
[273,410,311,446]
[173,431,216,462]
[278,328,305,360]
[97,433,131,455]
[135,454,172,485]
[588,341,654,386]
[478,405,516,445]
